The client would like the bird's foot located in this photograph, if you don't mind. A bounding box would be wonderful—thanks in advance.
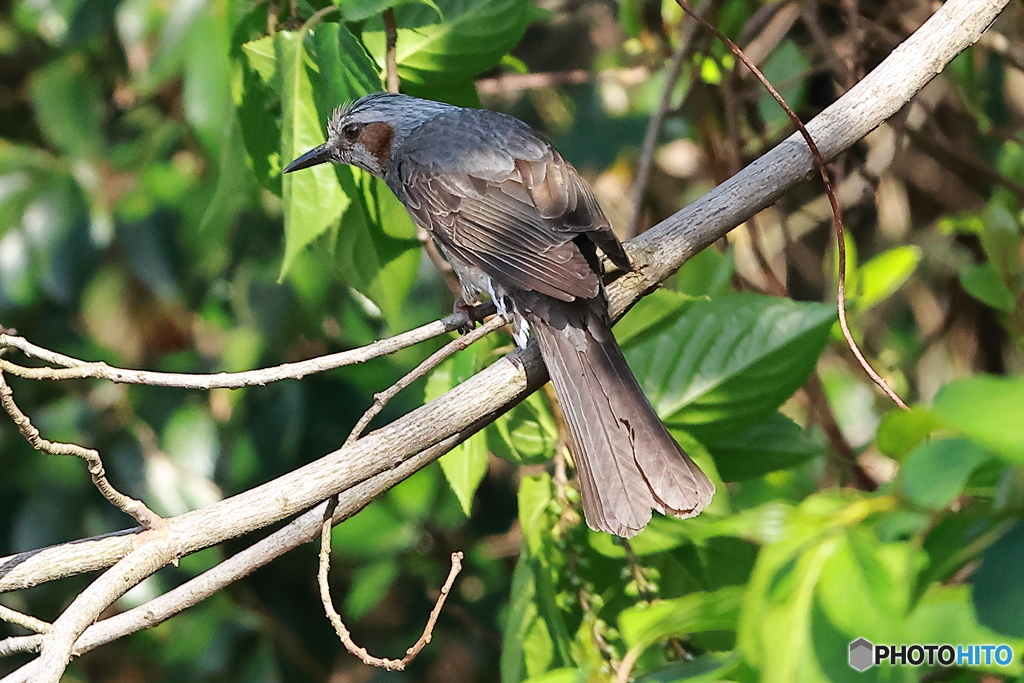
[451,299,493,335]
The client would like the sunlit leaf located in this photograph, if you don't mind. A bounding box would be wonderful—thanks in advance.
[503,475,574,682]
[905,585,1024,675]
[490,391,559,465]
[930,375,1024,463]
[619,586,742,651]
[855,245,921,311]
[875,407,943,458]
[337,0,442,22]
[362,0,531,86]
[276,29,349,278]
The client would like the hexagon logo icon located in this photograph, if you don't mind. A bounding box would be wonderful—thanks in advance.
[849,638,874,671]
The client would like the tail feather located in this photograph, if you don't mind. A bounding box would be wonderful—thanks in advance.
[530,300,714,537]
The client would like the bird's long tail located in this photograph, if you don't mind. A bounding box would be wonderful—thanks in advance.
[528,299,714,537]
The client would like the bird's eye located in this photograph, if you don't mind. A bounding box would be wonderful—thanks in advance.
[343,123,361,141]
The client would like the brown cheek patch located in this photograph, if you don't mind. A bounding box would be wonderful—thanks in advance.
[360,122,394,168]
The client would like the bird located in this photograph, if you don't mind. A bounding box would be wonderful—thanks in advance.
[284,92,714,537]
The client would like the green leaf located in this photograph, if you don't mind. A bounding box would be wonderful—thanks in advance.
[237,35,283,194]
[502,475,574,682]
[276,29,350,279]
[633,654,741,683]
[337,0,442,22]
[614,289,695,346]
[307,22,382,121]
[622,294,835,432]
[490,392,559,465]
[362,0,532,86]
[959,261,1016,311]
[29,55,104,159]
[336,170,421,326]
[972,522,1024,638]
[738,492,901,682]
[182,9,232,157]
[523,669,581,683]
[673,244,735,300]
[930,375,1024,463]
[344,559,400,619]
[426,336,496,516]
[899,438,989,510]
[619,586,742,652]
[875,407,943,458]
[855,245,921,311]
[702,412,823,482]
[980,201,1022,279]
[298,22,421,325]
[904,585,1024,674]
[815,528,922,641]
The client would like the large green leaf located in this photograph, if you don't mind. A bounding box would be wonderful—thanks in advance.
[362,0,532,86]
[275,29,350,279]
[235,32,282,194]
[701,412,823,482]
[337,0,442,22]
[336,170,421,325]
[622,294,835,432]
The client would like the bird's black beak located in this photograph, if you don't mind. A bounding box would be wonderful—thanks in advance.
[283,143,332,173]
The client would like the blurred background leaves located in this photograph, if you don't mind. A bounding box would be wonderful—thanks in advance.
[1,0,1023,681]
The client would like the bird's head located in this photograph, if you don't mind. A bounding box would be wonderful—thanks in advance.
[283,92,454,178]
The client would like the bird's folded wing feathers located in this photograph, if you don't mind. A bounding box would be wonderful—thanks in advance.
[398,151,622,302]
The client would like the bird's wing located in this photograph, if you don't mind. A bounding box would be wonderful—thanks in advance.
[396,121,628,302]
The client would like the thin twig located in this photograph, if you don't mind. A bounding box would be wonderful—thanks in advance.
[383,8,400,93]
[626,0,712,238]
[0,310,474,389]
[345,314,508,445]
[318,498,463,671]
[673,0,909,410]
[475,67,651,96]
[0,372,164,529]
[0,605,50,634]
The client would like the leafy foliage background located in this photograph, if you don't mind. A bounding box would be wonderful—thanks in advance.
[0,0,1022,681]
